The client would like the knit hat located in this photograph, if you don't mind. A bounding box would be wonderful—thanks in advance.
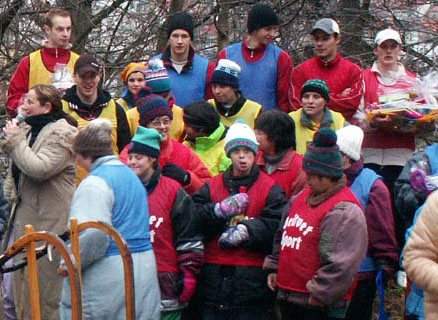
[128,126,162,158]
[375,29,402,46]
[120,63,146,83]
[336,125,364,162]
[167,12,194,39]
[145,59,171,94]
[210,59,241,89]
[311,18,340,35]
[74,54,100,76]
[136,87,173,126]
[301,79,330,102]
[303,128,343,178]
[73,119,113,158]
[225,119,259,157]
[184,101,220,130]
[247,4,280,34]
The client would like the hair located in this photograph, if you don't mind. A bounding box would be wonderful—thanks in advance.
[254,110,296,153]
[30,84,63,115]
[73,119,114,161]
[44,8,72,28]
[183,101,220,136]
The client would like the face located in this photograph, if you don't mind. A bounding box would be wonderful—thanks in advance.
[254,129,276,155]
[374,40,401,67]
[147,115,172,141]
[74,71,101,103]
[252,26,278,46]
[45,16,72,48]
[341,153,352,170]
[302,92,326,119]
[21,89,51,116]
[169,29,192,56]
[212,84,238,105]
[127,71,146,96]
[306,173,333,194]
[185,125,206,142]
[230,147,255,177]
[312,30,340,61]
[127,153,156,181]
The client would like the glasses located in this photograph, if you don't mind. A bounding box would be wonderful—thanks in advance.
[150,118,171,127]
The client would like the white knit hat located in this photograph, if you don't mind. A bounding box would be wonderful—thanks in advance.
[336,125,364,161]
[225,119,259,156]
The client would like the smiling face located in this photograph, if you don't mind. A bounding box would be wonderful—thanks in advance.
[21,89,51,116]
[374,39,401,69]
[127,71,146,96]
[312,30,340,61]
[45,15,72,48]
[146,115,172,142]
[251,25,278,46]
[230,146,255,177]
[74,71,101,104]
[127,153,156,181]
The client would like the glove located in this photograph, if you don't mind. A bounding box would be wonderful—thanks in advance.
[162,163,191,186]
[178,267,197,303]
[214,193,249,219]
[218,224,249,249]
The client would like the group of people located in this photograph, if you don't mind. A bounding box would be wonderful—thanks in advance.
[0,3,437,320]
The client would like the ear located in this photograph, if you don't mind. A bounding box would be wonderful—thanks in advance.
[44,25,51,35]
[43,102,52,114]
[335,34,342,45]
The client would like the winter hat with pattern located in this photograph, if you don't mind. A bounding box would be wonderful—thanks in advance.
[129,126,162,158]
[225,119,259,157]
[120,63,146,83]
[303,128,343,178]
[336,125,364,162]
[145,59,171,94]
[211,59,241,89]
[73,119,114,158]
[167,12,194,39]
[247,4,280,34]
[135,87,173,126]
[301,79,330,102]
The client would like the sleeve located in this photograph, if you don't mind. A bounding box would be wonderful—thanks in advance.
[328,63,364,120]
[290,65,306,111]
[0,177,10,240]
[367,179,399,270]
[115,103,131,153]
[290,169,307,199]
[204,61,215,101]
[276,51,293,113]
[183,150,212,195]
[68,176,113,270]
[240,184,287,255]
[118,144,129,165]
[1,125,76,182]
[7,56,30,116]
[404,191,438,296]
[306,202,368,305]
[215,49,227,66]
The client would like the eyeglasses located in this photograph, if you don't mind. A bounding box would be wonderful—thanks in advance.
[150,118,171,127]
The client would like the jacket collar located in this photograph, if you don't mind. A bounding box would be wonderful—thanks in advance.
[256,148,297,171]
[243,38,268,53]
[161,45,196,73]
[299,107,334,130]
[142,162,161,194]
[223,164,260,194]
[192,123,227,153]
[316,52,342,69]
[307,175,347,207]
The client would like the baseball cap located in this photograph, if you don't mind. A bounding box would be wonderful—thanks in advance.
[74,54,100,76]
[311,18,340,35]
[374,29,402,46]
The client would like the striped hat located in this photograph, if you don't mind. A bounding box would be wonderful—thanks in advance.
[145,59,171,93]
[211,59,241,89]
[301,79,330,102]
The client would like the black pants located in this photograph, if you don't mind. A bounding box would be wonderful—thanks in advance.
[345,279,376,320]
[279,301,343,320]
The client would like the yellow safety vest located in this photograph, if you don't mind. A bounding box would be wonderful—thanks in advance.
[207,99,262,129]
[116,98,130,112]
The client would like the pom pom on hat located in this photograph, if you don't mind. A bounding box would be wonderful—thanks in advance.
[336,125,364,162]
[145,59,171,93]
[225,119,259,156]
[211,59,241,89]
[313,127,337,147]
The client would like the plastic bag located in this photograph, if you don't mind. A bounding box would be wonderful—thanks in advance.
[50,63,74,94]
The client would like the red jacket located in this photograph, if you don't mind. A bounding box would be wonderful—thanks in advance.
[256,149,306,200]
[7,47,75,116]
[217,38,293,113]
[120,137,211,194]
[290,54,364,122]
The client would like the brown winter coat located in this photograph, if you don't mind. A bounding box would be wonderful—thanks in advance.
[404,190,438,320]
[1,118,77,320]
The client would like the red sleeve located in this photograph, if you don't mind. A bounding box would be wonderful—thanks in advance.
[290,65,306,111]
[119,144,129,165]
[184,150,212,195]
[204,61,215,100]
[276,51,293,113]
[7,56,31,116]
[328,63,364,121]
[215,49,227,66]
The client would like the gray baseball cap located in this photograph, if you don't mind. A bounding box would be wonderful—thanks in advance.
[311,18,340,35]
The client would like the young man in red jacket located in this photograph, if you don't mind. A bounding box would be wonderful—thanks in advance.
[216,4,293,112]
[7,8,79,116]
[290,18,364,122]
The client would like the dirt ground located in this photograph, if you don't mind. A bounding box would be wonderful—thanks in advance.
[373,282,406,320]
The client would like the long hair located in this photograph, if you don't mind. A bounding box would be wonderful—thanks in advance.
[255,110,296,153]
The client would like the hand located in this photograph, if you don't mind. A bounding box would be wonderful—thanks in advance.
[162,163,191,186]
[214,193,249,219]
[308,295,325,307]
[178,268,197,303]
[267,273,277,291]
[218,224,249,249]
[2,119,20,137]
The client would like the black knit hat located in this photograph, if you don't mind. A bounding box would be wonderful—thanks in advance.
[184,101,219,131]
[167,12,194,39]
[247,4,280,34]
[210,59,241,89]
[301,79,330,102]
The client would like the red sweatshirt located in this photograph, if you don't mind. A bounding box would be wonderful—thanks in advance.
[216,38,293,113]
[290,53,364,122]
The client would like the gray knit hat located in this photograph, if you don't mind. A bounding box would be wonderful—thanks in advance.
[73,119,114,158]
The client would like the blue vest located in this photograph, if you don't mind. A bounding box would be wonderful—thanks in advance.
[90,164,152,256]
[350,168,381,272]
[155,53,209,108]
[425,143,438,175]
[226,42,281,110]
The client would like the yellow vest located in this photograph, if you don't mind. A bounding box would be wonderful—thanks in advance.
[29,49,79,89]
[116,98,130,112]
[208,99,262,128]
[126,105,185,141]
[62,99,119,185]
[289,108,345,155]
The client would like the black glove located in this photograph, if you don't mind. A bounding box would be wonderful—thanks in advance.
[162,163,191,186]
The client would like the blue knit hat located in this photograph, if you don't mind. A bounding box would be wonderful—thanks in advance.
[301,79,330,102]
[303,128,343,177]
[135,87,173,126]
[129,127,162,158]
[211,59,241,89]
